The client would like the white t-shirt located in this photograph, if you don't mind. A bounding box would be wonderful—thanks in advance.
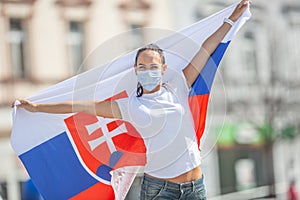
[116,70,201,178]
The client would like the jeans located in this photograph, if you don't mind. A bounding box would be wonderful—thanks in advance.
[140,174,207,200]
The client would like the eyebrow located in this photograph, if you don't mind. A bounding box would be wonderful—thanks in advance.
[137,63,161,66]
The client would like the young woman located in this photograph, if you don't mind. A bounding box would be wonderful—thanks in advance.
[14,1,251,199]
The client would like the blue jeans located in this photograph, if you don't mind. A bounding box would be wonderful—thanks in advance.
[140,174,207,200]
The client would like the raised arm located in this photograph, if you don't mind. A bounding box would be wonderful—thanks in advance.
[183,0,251,87]
[13,99,122,119]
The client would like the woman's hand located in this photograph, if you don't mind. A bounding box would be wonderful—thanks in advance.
[229,0,252,22]
[11,99,38,112]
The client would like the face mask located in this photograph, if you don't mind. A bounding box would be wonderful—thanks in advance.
[137,69,162,91]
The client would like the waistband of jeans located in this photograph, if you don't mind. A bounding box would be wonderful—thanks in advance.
[143,174,204,190]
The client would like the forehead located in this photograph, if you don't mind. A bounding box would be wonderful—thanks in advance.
[137,50,162,64]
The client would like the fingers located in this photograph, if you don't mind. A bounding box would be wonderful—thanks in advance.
[11,99,29,108]
[11,100,20,108]
[230,0,252,21]
[238,0,252,9]
[19,99,29,104]
[12,99,38,112]
[17,100,29,108]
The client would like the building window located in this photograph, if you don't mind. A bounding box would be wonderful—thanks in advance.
[242,31,258,84]
[129,24,144,49]
[223,29,258,85]
[8,18,30,79]
[67,21,85,74]
[118,0,150,50]
[284,6,300,82]
[290,23,300,81]
[0,181,7,200]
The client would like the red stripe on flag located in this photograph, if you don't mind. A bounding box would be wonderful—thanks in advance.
[69,181,114,200]
[105,90,128,101]
[188,94,210,149]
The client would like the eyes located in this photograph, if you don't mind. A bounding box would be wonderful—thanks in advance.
[136,64,162,71]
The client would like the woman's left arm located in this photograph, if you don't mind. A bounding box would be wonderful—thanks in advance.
[183,0,251,87]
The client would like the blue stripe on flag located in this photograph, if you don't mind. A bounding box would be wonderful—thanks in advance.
[19,132,98,200]
[190,41,230,96]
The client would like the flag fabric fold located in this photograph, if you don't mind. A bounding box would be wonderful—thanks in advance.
[10,2,251,200]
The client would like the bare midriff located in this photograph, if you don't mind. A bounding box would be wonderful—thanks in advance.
[145,166,202,183]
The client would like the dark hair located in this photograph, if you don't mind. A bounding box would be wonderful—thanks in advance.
[135,43,165,65]
[135,44,165,97]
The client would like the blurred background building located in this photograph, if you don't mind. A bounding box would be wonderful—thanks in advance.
[0,0,300,199]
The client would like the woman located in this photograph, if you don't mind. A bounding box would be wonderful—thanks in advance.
[14,1,251,199]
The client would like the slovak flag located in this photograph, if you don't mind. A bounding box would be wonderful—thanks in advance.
[10,2,251,200]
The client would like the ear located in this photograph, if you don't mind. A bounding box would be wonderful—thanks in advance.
[162,64,168,75]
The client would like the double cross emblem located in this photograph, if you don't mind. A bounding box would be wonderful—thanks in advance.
[85,119,127,181]
[65,112,147,183]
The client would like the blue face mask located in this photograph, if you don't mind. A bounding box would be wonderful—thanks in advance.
[137,69,162,91]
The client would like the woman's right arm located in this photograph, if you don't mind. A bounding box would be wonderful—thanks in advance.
[13,99,122,119]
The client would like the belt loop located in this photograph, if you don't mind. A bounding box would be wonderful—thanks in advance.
[163,180,167,190]
[192,181,195,192]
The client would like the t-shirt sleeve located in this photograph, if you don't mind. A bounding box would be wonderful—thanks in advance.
[165,69,190,98]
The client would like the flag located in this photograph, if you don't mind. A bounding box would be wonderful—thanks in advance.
[10,2,251,200]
